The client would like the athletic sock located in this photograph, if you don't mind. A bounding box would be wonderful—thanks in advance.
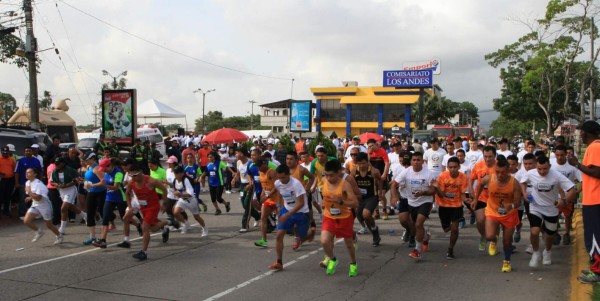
[504,247,511,261]
[79,212,87,220]
[59,221,67,232]
[416,242,423,252]
[124,236,129,242]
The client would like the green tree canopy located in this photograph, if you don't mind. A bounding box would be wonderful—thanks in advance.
[0,92,18,125]
[40,90,52,110]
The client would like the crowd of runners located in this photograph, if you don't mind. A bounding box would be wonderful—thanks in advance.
[4,124,600,281]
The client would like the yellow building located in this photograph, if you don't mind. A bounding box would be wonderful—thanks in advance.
[310,85,435,137]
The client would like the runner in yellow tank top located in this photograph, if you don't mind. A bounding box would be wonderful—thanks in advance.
[254,158,281,248]
[475,158,521,272]
[318,160,358,277]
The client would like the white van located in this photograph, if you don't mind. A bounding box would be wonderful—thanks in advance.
[137,126,166,158]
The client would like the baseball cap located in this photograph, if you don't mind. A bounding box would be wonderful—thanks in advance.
[54,157,66,164]
[83,152,96,160]
[1,146,9,154]
[219,147,226,152]
[166,156,178,164]
[98,158,111,172]
[6,144,15,152]
[579,120,600,135]
[31,144,40,149]
[352,136,360,140]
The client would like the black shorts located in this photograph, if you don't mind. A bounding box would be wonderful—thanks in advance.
[358,196,379,215]
[475,201,487,210]
[409,202,433,221]
[583,205,600,263]
[397,197,409,213]
[528,212,559,235]
[438,206,464,229]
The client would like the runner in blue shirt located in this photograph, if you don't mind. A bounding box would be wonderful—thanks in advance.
[201,151,233,215]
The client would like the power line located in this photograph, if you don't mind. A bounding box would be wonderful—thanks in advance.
[60,1,295,82]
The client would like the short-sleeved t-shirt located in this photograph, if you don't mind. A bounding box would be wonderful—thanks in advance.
[150,167,167,195]
[394,167,434,207]
[26,178,49,203]
[15,157,42,185]
[206,161,227,187]
[582,140,600,205]
[105,168,124,202]
[424,148,447,177]
[466,150,482,166]
[369,147,389,174]
[520,169,575,216]
[237,159,250,184]
[247,161,262,193]
[435,171,468,207]
[551,162,582,184]
[197,148,212,167]
[275,177,308,213]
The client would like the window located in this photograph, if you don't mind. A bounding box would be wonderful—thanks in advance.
[320,99,346,122]
[351,104,378,122]
[383,104,406,122]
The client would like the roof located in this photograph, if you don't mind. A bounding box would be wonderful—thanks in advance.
[8,108,75,126]
[259,99,314,109]
[137,98,186,118]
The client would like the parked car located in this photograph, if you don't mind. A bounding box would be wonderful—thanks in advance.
[0,127,51,157]
[59,142,77,153]
[76,137,99,153]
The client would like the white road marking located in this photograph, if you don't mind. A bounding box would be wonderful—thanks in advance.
[203,239,343,301]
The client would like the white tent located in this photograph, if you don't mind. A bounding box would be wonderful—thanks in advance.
[137,98,188,130]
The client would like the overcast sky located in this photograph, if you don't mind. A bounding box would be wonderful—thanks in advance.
[0,0,550,129]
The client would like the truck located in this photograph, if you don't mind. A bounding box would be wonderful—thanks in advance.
[455,126,474,141]
[432,125,455,143]
[412,130,438,143]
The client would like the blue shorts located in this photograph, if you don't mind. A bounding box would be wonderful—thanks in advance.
[276,207,310,238]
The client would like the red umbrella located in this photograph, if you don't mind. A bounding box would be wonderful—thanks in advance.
[359,132,383,144]
[202,128,249,144]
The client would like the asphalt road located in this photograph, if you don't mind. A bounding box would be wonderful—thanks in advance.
[0,191,571,301]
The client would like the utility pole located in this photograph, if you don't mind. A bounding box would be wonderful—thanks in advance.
[193,88,215,134]
[249,100,257,130]
[92,105,100,128]
[24,0,39,130]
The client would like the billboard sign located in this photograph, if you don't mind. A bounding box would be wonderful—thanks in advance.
[383,70,433,88]
[402,58,441,75]
[290,101,311,132]
[101,89,137,146]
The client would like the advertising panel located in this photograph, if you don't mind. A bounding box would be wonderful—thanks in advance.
[402,58,441,75]
[382,70,433,88]
[290,101,311,132]
[101,89,136,145]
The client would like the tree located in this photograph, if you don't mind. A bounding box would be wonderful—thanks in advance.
[457,101,479,125]
[194,111,269,132]
[40,90,52,110]
[164,123,183,132]
[489,115,535,138]
[0,31,31,69]
[422,95,457,125]
[0,92,18,125]
[485,0,600,134]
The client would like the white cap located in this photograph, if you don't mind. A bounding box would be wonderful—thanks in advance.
[31,144,40,148]
[6,144,16,152]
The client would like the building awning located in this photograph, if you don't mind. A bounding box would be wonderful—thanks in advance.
[339,95,420,104]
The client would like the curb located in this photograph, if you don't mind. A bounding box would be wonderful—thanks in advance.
[570,209,593,301]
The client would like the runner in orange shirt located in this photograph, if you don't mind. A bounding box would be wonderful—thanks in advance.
[433,157,469,260]
[254,157,280,248]
[469,146,497,252]
[475,158,521,272]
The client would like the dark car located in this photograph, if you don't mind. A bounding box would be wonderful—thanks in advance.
[0,127,51,156]
[76,137,99,153]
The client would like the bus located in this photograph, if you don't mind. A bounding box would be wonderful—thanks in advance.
[432,125,455,142]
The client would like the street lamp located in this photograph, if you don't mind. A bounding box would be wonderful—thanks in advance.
[193,88,215,133]
[102,70,127,89]
[249,100,257,130]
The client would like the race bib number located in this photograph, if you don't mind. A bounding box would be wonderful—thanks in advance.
[138,200,148,206]
[283,193,295,205]
[210,171,216,177]
[445,192,455,199]
[240,191,244,197]
[359,188,367,196]
[330,207,341,216]
[254,175,260,182]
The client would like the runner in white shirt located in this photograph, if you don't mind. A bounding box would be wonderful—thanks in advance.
[394,152,435,260]
[520,156,577,267]
[390,151,414,245]
[423,138,447,179]
[344,136,367,159]
[269,165,310,270]
[22,168,62,244]
[172,166,207,236]
[388,142,403,172]
[497,138,513,159]
[466,139,482,167]
[517,140,536,169]
[550,145,582,245]
[442,143,456,172]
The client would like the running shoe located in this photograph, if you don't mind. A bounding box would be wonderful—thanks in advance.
[514,231,521,243]
[382,212,389,220]
[458,217,465,229]
[239,228,249,233]
[225,190,232,194]
[326,258,338,275]
[402,230,409,242]
[348,263,358,277]
[469,214,476,225]
[320,256,331,268]
[132,250,147,261]
[529,251,540,268]
[562,234,571,245]
[292,237,302,250]
[54,234,64,245]
[488,242,497,256]
[162,227,170,243]
[254,239,268,248]
[409,249,422,260]
[422,232,431,251]
[357,227,368,235]
[525,244,533,254]
[253,220,260,228]
[269,262,283,271]
[117,241,131,248]
[225,202,231,213]
[181,222,189,234]
[83,237,96,245]
[372,227,381,247]
[135,223,143,236]
[502,260,512,273]
[408,236,416,248]
[215,208,222,216]
[92,239,107,249]
[446,249,455,260]
[553,234,561,245]
[201,227,208,237]
[431,204,438,213]
[578,272,600,284]
[542,249,552,265]
[168,218,181,230]
[478,238,486,252]
[31,230,44,242]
